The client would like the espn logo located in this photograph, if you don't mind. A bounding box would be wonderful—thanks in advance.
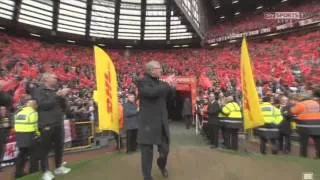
[264,12,301,20]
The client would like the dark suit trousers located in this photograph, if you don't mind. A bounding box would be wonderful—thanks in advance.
[140,134,169,180]
[225,128,239,150]
[0,128,9,170]
[184,115,192,129]
[300,134,320,158]
[260,137,278,154]
[126,129,138,152]
[40,125,64,172]
[15,146,38,178]
[279,133,291,153]
[208,124,219,147]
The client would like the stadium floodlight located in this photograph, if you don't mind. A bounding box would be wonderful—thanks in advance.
[67,40,76,43]
[98,43,106,46]
[256,5,263,9]
[214,5,220,9]
[181,45,189,47]
[0,26,5,29]
[232,0,239,4]
[173,45,180,48]
[30,33,41,37]
[125,45,133,48]
[235,12,240,15]
[220,16,225,19]
[281,0,287,2]
[210,43,218,46]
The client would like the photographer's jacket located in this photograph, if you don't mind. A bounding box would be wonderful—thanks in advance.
[33,85,67,128]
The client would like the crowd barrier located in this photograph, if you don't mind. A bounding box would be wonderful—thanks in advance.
[1,120,95,165]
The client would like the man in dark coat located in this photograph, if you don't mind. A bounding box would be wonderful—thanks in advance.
[0,81,12,172]
[279,96,292,153]
[33,73,71,180]
[182,97,192,129]
[207,92,220,148]
[136,60,176,180]
[123,93,139,153]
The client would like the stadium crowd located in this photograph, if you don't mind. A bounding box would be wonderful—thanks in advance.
[206,0,320,40]
[0,25,319,180]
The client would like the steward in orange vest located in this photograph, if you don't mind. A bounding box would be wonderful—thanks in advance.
[291,92,320,158]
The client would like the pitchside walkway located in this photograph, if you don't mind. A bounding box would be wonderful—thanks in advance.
[4,122,320,180]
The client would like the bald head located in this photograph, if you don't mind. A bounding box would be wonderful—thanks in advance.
[145,60,162,78]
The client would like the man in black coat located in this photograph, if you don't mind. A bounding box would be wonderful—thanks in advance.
[123,93,139,153]
[33,73,71,180]
[182,97,192,129]
[207,92,220,148]
[0,81,12,172]
[136,60,176,180]
[279,96,292,154]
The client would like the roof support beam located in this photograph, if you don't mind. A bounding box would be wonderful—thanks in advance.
[12,0,22,25]
[52,0,60,33]
[114,0,121,39]
[140,0,146,41]
[85,0,93,40]
[166,0,172,41]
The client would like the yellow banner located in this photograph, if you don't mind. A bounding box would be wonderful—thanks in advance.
[94,46,119,134]
[241,37,264,130]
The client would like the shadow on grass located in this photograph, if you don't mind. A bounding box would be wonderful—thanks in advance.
[215,148,320,174]
[19,152,124,180]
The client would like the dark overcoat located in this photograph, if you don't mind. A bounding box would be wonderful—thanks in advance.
[123,102,139,130]
[207,101,220,125]
[136,74,175,145]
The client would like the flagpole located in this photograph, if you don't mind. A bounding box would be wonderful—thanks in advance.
[118,132,121,153]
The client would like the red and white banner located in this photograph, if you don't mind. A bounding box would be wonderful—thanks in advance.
[1,120,72,163]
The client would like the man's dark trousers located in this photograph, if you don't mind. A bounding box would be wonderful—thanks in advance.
[300,133,320,158]
[184,115,192,129]
[140,133,169,180]
[0,128,9,171]
[15,146,38,178]
[126,129,138,152]
[40,125,64,172]
[208,124,219,147]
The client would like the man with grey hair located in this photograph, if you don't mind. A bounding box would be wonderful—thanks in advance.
[136,60,176,180]
[33,73,71,180]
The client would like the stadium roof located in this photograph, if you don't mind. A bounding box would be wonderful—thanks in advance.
[0,0,201,48]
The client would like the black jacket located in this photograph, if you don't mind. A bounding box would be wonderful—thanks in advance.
[279,104,292,135]
[33,85,66,128]
[207,101,220,124]
[0,91,12,108]
[136,74,175,145]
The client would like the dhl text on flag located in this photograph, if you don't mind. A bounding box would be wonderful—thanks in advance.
[94,46,120,134]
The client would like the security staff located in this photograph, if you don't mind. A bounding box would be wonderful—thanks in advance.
[14,99,40,178]
[291,92,320,158]
[219,96,242,150]
[258,96,283,154]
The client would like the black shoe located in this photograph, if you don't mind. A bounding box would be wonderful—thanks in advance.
[160,168,169,178]
[210,145,217,149]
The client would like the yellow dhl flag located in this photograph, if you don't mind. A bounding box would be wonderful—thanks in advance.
[240,37,264,130]
[94,46,120,134]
